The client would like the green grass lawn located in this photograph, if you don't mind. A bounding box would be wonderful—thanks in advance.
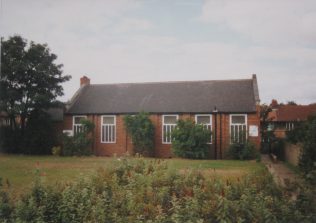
[0,154,264,199]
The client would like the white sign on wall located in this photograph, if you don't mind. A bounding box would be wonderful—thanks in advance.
[249,125,258,137]
[63,130,73,137]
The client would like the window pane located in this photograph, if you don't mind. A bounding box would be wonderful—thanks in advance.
[103,116,114,124]
[74,116,85,124]
[163,125,167,142]
[231,115,245,124]
[196,116,210,124]
[164,116,177,124]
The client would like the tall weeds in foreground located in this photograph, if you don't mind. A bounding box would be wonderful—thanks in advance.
[0,158,315,222]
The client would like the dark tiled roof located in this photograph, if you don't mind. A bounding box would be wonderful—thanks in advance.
[46,108,64,121]
[66,77,259,114]
[269,104,316,122]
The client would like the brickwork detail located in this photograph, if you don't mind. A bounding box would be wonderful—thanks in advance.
[63,112,261,159]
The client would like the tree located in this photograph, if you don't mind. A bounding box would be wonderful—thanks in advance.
[0,35,70,143]
[260,104,273,143]
[124,112,155,156]
[171,119,210,159]
[287,101,298,105]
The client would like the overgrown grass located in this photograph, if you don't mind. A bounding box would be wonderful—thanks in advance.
[0,154,264,199]
[1,157,314,222]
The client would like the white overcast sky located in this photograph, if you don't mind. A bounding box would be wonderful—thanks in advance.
[1,0,316,104]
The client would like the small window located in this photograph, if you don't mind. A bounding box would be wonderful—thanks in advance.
[101,115,116,143]
[162,115,178,144]
[195,115,212,143]
[73,116,87,135]
[286,122,295,131]
[230,114,247,144]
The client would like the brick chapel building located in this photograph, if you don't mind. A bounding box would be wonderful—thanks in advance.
[63,74,261,158]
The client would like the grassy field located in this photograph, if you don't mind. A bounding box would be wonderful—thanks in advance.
[0,154,264,198]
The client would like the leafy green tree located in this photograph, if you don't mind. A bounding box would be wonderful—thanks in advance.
[0,35,70,135]
[260,104,272,139]
[124,112,155,156]
[260,103,274,153]
[171,119,210,159]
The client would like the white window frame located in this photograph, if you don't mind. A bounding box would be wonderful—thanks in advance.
[229,114,247,144]
[162,114,178,144]
[286,122,294,131]
[101,115,116,143]
[73,115,87,135]
[195,114,212,144]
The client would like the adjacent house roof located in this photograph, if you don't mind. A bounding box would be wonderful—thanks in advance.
[269,104,316,122]
[66,75,260,114]
[46,108,64,121]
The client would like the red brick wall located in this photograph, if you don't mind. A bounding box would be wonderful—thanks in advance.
[63,112,261,159]
[247,113,261,150]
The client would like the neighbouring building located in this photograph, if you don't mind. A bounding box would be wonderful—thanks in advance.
[0,111,10,127]
[63,74,261,158]
[267,102,316,138]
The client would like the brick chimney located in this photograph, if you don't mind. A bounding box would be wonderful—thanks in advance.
[270,99,279,109]
[80,76,90,87]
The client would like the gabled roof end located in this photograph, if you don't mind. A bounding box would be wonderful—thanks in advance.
[252,74,260,104]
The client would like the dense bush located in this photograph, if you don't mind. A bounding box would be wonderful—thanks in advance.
[271,138,286,160]
[0,126,22,153]
[285,115,316,183]
[227,141,259,160]
[23,110,57,155]
[286,122,306,144]
[172,119,210,159]
[0,110,58,154]
[0,178,13,221]
[1,158,315,222]
[299,116,316,178]
[51,146,62,156]
[124,112,155,156]
[62,119,95,156]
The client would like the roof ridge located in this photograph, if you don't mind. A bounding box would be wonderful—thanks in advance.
[89,78,252,86]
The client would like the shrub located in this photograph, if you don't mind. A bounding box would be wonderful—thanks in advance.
[299,115,316,177]
[286,115,316,182]
[0,126,22,153]
[171,119,210,159]
[62,119,95,156]
[227,141,259,160]
[0,110,58,155]
[51,146,61,156]
[0,178,12,221]
[124,112,155,156]
[23,110,57,155]
[2,158,315,222]
[286,122,306,144]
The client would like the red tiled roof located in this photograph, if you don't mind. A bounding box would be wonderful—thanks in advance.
[269,104,316,122]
